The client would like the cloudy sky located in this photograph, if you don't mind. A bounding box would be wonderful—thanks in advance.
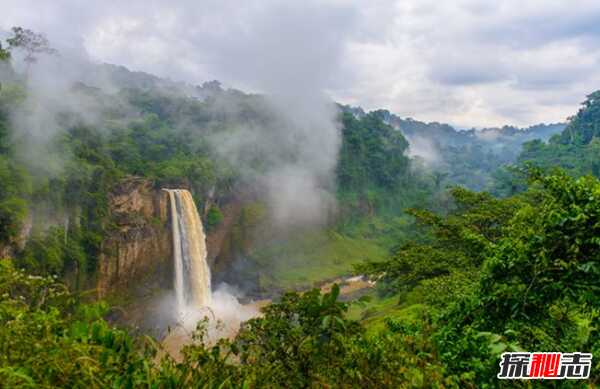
[1,0,599,128]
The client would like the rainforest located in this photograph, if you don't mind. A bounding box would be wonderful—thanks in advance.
[0,2,599,388]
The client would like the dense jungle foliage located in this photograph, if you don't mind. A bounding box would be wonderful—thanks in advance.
[0,28,598,387]
[1,169,598,387]
[516,91,600,178]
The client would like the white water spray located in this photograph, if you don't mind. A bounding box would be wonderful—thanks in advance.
[164,189,212,319]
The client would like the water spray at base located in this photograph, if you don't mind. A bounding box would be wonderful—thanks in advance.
[163,189,259,342]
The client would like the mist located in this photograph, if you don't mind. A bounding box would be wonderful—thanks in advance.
[205,92,341,227]
[198,2,355,227]
[2,49,135,177]
[403,133,442,168]
[2,0,359,227]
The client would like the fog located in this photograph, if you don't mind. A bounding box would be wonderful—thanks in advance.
[0,13,350,338]
[194,2,354,226]
[153,283,260,348]
[403,133,442,168]
[1,49,135,177]
[1,0,356,227]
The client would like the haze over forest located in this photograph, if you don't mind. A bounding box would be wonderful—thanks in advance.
[0,2,599,387]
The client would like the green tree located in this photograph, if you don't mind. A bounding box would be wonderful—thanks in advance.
[0,260,161,387]
[560,90,600,145]
[0,42,10,62]
[205,206,223,232]
[0,197,27,245]
[6,27,57,68]
[514,90,600,180]
[436,170,600,383]
[359,186,523,296]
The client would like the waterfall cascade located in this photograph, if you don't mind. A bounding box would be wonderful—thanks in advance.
[164,189,212,316]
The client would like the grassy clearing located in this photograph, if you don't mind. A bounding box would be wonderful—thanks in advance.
[253,229,389,291]
[348,291,430,335]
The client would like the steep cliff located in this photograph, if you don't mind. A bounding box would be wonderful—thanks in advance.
[97,177,172,298]
[96,177,249,300]
[0,213,32,259]
[206,199,243,272]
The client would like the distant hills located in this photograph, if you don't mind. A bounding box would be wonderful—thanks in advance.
[340,105,566,191]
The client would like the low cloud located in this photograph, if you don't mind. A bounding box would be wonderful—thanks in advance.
[1,49,132,176]
[404,134,441,167]
[2,1,600,129]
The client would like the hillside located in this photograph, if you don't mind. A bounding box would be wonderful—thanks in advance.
[0,55,433,297]
[517,91,600,178]
[342,105,565,191]
[0,26,598,387]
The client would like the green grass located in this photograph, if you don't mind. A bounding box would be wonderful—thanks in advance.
[348,291,431,335]
[250,213,416,292]
[253,229,389,291]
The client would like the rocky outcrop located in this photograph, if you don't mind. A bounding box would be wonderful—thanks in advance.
[0,213,32,259]
[206,199,243,272]
[96,176,251,301]
[0,244,10,259]
[97,177,172,298]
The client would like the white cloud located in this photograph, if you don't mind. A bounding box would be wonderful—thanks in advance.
[1,0,599,127]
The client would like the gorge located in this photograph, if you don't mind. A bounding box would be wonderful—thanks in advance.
[1,6,599,385]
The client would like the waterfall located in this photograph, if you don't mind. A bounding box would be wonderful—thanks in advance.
[164,189,212,316]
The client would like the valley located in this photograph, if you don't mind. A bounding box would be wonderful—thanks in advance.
[0,14,599,387]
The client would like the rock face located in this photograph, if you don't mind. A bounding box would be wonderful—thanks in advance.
[206,199,243,272]
[0,213,32,260]
[0,244,10,259]
[97,177,172,298]
[96,176,248,301]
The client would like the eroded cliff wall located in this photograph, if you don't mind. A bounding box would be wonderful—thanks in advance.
[96,177,246,299]
[97,177,172,298]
